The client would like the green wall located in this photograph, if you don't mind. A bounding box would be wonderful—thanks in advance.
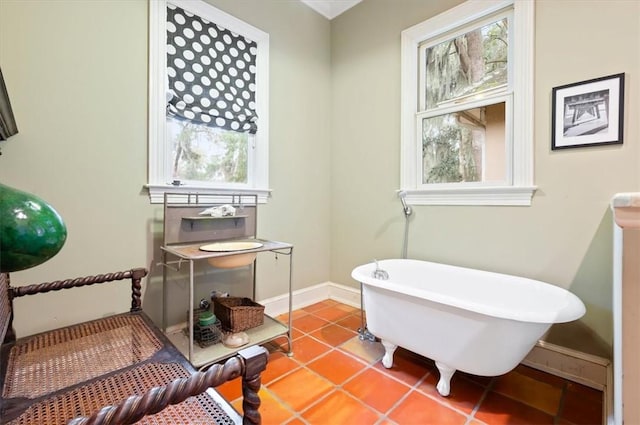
[330,0,640,348]
[1,0,638,349]
[0,0,331,335]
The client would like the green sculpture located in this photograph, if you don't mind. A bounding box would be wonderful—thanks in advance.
[0,183,67,272]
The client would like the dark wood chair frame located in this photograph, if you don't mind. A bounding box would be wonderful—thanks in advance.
[0,268,267,425]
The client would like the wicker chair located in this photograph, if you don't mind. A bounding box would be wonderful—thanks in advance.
[0,269,267,425]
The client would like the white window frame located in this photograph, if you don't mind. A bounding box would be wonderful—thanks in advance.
[400,0,535,206]
[147,0,270,203]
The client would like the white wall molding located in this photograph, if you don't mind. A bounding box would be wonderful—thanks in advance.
[259,281,360,317]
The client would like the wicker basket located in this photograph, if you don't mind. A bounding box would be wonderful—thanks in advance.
[187,309,223,347]
[213,297,264,332]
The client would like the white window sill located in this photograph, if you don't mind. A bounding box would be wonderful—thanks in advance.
[146,184,272,204]
[402,186,537,206]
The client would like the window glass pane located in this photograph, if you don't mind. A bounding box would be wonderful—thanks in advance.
[168,116,249,184]
[424,18,508,109]
[422,102,505,184]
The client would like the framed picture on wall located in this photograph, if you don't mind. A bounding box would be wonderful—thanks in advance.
[551,73,625,150]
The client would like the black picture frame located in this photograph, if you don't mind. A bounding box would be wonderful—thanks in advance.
[551,73,624,150]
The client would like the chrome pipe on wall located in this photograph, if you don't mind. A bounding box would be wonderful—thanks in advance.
[398,191,412,259]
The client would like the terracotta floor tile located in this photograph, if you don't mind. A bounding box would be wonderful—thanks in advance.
[492,369,563,415]
[265,333,300,353]
[311,304,358,322]
[335,313,365,332]
[216,375,243,402]
[301,390,380,425]
[267,368,333,412]
[512,364,567,389]
[288,328,304,341]
[388,390,468,425]
[285,335,331,364]
[417,371,486,414]
[373,348,430,386]
[343,367,410,414]
[292,314,331,333]
[565,381,603,403]
[309,323,356,347]
[232,387,294,424]
[386,346,436,372]
[307,350,366,385]
[265,339,286,352]
[474,391,554,425]
[302,300,338,313]
[458,370,494,388]
[272,326,304,342]
[261,351,301,385]
[395,347,435,367]
[233,302,598,425]
[560,383,603,425]
[340,335,385,364]
[340,303,358,313]
[276,309,309,323]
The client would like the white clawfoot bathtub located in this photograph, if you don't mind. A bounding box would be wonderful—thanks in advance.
[351,259,586,397]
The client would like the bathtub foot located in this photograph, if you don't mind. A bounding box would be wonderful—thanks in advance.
[435,362,456,397]
[381,340,397,368]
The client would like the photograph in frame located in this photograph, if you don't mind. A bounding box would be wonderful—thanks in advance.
[551,73,625,150]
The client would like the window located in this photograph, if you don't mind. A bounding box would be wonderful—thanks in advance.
[148,0,270,203]
[400,0,535,206]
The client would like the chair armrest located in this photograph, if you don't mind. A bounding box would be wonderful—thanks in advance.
[66,345,269,425]
[10,268,147,312]
[3,268,148,344]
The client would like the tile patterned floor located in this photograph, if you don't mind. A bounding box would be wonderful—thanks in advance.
[216,300,603,425]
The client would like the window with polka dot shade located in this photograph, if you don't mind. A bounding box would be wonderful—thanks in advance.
[166,3,258,134]
[147,0,270,203]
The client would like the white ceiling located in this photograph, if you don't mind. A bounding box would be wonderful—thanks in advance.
[299,0,362,20]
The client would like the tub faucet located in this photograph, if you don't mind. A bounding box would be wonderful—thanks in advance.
[398,191,412,218]
[372,259,389,280]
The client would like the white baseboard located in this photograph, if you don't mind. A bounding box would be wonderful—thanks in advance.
[258,281,360,317]
[328,282,361,308]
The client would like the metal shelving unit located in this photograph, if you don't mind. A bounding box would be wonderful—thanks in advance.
[159,193,293,369]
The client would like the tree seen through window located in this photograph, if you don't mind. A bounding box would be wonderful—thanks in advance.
[422,18,508,184]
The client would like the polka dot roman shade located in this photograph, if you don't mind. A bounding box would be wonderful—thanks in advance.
[166,4,258,134]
